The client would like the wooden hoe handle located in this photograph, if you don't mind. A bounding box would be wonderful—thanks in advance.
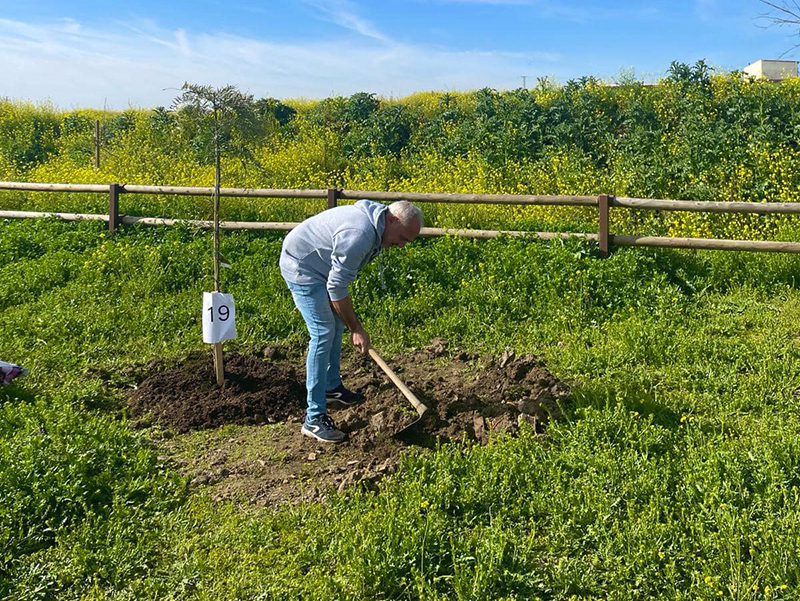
[368,348,427,416]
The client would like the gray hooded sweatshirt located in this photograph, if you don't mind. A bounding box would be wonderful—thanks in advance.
[279,200,387,301]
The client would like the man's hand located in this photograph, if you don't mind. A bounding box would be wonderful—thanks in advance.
[331,295,370,353]
[351,327,371,354]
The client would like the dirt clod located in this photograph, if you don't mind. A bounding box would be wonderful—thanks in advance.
[426,337,449,358]
[499,349,515,368]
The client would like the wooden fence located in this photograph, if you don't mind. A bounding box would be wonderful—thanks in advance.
[2,181,800,255]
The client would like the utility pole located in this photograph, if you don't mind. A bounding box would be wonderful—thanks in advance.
[521,75,532,89]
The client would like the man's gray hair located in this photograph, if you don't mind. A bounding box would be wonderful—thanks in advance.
[388,200,424,228]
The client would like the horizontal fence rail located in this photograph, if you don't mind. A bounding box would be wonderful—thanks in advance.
[0,182,598,206]
[0,182,113,194]
[613,196,800,215]
[337,190,599,206]
[0,210,600,241]
[1,181,799,254]
[613,235,800,253]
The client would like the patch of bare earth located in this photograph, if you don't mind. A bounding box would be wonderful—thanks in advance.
[127,339,570,506]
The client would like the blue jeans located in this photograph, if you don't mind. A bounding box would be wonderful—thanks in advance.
[285,281,344,422]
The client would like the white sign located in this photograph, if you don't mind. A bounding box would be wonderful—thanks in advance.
[202,292,237,343]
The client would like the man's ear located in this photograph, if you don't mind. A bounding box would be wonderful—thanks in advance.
[385,212,398,225]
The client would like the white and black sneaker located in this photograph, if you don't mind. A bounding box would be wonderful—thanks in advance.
[325,384,365,406]
[301,414,347,443]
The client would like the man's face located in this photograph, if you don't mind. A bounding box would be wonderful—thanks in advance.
[382,214,420,249]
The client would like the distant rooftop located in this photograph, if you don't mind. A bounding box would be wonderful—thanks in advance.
[743,59,798,81]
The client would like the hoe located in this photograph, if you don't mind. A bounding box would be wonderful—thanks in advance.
[368,348,429,438]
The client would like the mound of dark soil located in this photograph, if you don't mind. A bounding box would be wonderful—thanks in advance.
[341,340,569,446]
[129,353,305,431]
[128,340,571,505]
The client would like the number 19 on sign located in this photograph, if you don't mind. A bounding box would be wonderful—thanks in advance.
[208,304,230,323]
[202,292,237,344]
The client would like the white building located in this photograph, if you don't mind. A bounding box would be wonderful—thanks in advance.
[743,59,798,81]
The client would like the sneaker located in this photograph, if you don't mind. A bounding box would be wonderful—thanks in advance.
[325,384,365,406]
[301,414,347,443]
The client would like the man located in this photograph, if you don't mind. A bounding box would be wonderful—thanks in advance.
[280,199,423,443]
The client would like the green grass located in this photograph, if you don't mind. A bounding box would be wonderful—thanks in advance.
[2,216,800,599]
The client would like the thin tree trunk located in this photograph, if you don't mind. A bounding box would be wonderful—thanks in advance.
[213,114,224,385]
[213,146,221,293]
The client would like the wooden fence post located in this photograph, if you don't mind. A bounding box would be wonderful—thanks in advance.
[598,194,611,258]
[108,183,120,233]
[94,120,100,169]
[327,188,339,210]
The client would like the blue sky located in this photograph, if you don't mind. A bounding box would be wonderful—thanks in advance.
[0,0,794,109]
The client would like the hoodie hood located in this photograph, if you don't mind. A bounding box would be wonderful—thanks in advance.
[354,199,388,245]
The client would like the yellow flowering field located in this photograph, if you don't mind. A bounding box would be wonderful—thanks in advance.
[1,64,799,240]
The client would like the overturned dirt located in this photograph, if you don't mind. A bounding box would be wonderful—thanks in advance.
[129,352,305,431]
[128,340,571,506]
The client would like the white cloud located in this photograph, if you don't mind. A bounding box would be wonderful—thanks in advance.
[427,0,539,4]
[0,18,562,108]
[299,0,392,42]
[695,0,719,21]
[420,0,663,21]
